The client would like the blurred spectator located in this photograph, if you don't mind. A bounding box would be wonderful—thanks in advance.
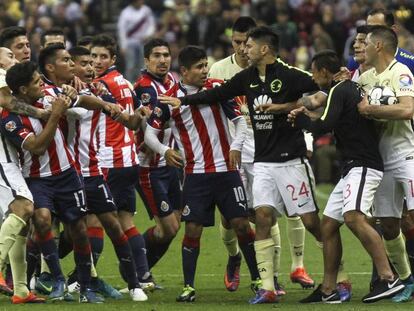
[271,9,298,53]
[320,3,346,56]
[390,0,414,33]
[156,8,183,44]
[118,0,156,81]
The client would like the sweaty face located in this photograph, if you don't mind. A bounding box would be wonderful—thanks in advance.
[183,58,208,88]
[0,48,18,70]
[51,49,75,83]
[353,33,367,64]
[91,46,116,77]
[145,46,171,78]
[232,31,248,60]
[43,35,65,48]
[10,36,31,62]
[73,55,94,83]
[245,38,262,66]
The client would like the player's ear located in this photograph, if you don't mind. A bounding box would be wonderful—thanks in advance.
[45,63,54,74]
[19,85,28,95]
[111,54,117,65]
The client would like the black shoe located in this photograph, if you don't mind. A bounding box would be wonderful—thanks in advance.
[300,284,341,304]
[362,278,405,303]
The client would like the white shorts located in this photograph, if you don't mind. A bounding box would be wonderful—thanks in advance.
[240,162,254,209]
[252,159,318,217]
[373,160,414,218]
[0,162,33,214]
[324,167,382,222]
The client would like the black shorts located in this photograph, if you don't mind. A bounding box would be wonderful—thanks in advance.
[102,166,139,213]
[26,167,86,224]
[138,166,182,219]
[84,175,116,214]
[182,171,248,227]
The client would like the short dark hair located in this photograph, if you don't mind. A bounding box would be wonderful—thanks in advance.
[367,8,395,27]
[232,16,257,33]
[69,46,91,60]
[38,43,66,76]
[6,61,38,94]
[144,38,170,59]
[248,26,279,54]
[0,26,27,48]
[356,25,370,35]
[368,25,398,52]
[311,50,342,74]
[41,28,65,47]
[77,35,93,47]
[178,46,207,69]
[91,34,117,57]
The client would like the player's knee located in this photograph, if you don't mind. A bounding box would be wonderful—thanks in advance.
[70,218,88,242]
[11,198,34,220]
[34,219,51,236]
[255,209,273,227]
[163,222,180,240]
[343,211,363,230]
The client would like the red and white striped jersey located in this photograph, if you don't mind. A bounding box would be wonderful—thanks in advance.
[94,66,138,168]
[147,79,243,174]
[134,71,176,168]
[0,101,74,178]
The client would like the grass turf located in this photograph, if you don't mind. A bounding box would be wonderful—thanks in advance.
[1,183,411,310]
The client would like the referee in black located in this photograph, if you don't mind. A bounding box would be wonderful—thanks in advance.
[289,50,403,303]
[160,26,323,304]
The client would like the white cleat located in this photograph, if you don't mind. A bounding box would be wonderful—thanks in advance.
[119,287,129,294]
[67,281,81,294]
[129,288,148,301]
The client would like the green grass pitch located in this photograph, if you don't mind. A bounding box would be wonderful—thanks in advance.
[1,184,412,310]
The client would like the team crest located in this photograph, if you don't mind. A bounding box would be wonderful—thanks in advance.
[399,74,413,87]
[160,201,169,212]
[182,205,190,216]
[154,107,163,117]
[5,121,16,132]
[270,79,282,93]
[141,93,151,104]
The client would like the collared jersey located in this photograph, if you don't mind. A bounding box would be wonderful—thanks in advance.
[296,80,383,175]
[209,54,255,163]
[134,71,176,168]
[181,59,319,163]
[359,59,414,170]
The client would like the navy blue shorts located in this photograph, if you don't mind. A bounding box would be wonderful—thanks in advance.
[84,175,116,214]
[102,166,139,213]
[182,171,248,227]
[138,166,182,219]
[26,167,86,224]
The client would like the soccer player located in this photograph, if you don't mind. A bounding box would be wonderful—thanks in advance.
[2,61,103,303]
[350,25,372,81]
[0,49,45,304]
[288,50,404,303]
[208,16,311,293]
[91,34,153,287]
[145,46,259,303]
[40,28,66,49]
[357,25,414,303]
[0,26,31,62]
[133,39,181,271]
[63,46,148,301]
[160,26,323,304]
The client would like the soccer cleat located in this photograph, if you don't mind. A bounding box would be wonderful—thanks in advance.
[139,281,155,293]
[12,291,46,304]
[79,288,105,303]
[176,285,196,302]
[250,278,263,294]
[93,277,122,299]
[290,267,315,289]
[337,281,352,302]
[67,281,80,294]
[35,272,54,295]
[274,276,286,296]
[0,272,13,296]
[249,289,279,304]
[300,284,341,304]
[129,288,148,301]
[48,279,66,301]
[224,253,241,292]
[391,283,414,303]
[362,278,405,303]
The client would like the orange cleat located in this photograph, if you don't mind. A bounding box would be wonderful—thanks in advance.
[12,291,46,304]
[290,267,315,289]
[0,272,13,296]
[224,254,241,291]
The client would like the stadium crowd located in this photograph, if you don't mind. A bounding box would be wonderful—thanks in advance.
[0,0,414,306]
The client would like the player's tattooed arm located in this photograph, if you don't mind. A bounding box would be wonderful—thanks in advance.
[297,91,327,110]
[1,95,50,121]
